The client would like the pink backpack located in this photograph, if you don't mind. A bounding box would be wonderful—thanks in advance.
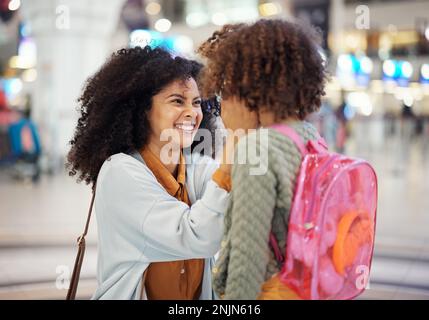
[269,124,377,300]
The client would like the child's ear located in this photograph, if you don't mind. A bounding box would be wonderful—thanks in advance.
[257,108,275,127]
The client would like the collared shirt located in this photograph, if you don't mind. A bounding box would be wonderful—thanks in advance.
[141,147,204,300]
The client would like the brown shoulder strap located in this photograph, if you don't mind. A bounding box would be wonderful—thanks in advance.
[66,188,96,300]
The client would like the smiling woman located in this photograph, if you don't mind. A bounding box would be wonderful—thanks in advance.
[67,46,205,186]
[66,45,233,300]
[146,78,203,174]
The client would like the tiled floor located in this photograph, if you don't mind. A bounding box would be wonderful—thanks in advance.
[0,119,428,299]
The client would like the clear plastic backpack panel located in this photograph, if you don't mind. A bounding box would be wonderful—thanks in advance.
[281,155,377,300]
[317,160,377,299]
[281,154,337,298]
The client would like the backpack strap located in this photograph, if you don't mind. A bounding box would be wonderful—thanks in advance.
[270,124,308,156]
[269,233,284,263]
[271,124,328,155]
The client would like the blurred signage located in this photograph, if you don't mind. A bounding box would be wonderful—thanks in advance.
[293,0,330,52]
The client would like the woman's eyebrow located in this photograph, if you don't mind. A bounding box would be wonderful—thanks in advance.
[166,93,201,101]
[166,93,185,99]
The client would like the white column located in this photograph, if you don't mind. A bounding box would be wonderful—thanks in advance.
[20,0,126,172]
[329,0,346,55]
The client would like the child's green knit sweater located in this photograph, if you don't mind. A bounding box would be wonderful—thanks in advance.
[212,121,319,299]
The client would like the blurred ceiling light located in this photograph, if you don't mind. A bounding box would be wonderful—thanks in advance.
[347,92,373,116]
[259,2,281,17]
[8,0,20,11]
[9,55,35,69]
[382,60,396,78]
[9,56,20,68]
[186,12,209,28]
[10,79,23,95]
[145,2,161,16]
[360,56,373,74]
[212,12,227,26]
[17,39,37,67]
[403,95,414,107]
[360,102,373,116]
[345,34,359,50]
[22,69,37,82]
[154,18,171,33]
[130,29,152,47]
[401,61,413,78]
[421,64,429,80]
[337,54,353,72]
[173,35,194,54]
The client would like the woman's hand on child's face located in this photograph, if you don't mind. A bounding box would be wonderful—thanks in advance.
[220,96,259,132]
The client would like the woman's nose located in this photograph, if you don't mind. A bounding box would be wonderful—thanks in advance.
[183,113,196,123]
[183,106,197,119]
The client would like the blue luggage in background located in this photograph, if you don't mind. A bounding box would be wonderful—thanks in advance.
[8,119,41,158]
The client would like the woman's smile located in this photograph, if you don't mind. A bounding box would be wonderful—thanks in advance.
[174,121,197,134]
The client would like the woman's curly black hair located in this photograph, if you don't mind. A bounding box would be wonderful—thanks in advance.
[66,45,212,188]
[198,19,328,121]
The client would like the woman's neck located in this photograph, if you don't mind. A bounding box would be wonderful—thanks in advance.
[144,142,180,176]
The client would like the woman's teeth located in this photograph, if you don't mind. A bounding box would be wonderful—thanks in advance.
[175,124,195,132]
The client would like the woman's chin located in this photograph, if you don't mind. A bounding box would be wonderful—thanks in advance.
[180,138,195,149]
[174,131,197,149]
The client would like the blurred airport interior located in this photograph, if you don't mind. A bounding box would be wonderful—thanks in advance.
[1,0,429,299]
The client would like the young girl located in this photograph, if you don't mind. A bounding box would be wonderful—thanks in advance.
[198,19,328,299]
[67,46,237,299]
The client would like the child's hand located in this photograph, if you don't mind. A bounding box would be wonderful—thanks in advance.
[218,134,238,175]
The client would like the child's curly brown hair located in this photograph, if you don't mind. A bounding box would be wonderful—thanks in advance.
[197,19,328,121]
